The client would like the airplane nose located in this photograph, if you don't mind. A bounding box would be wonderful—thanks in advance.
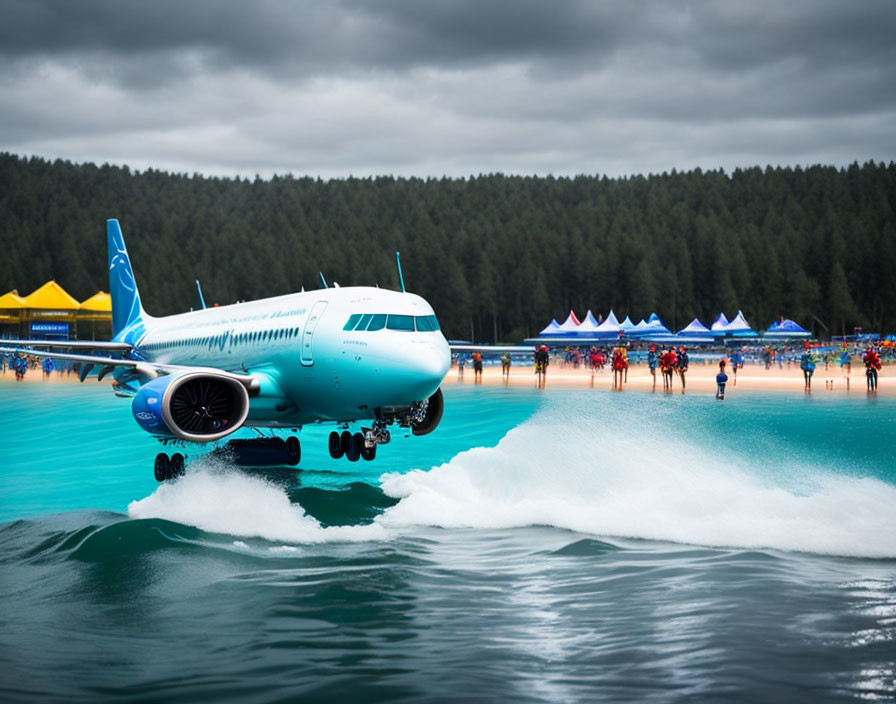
[399,340,451,394]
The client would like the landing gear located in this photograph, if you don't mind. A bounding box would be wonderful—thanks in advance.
[154,453,169,482]
[286,436,301,466]
[330,422,388,462]
[153,434,303,480]
[329,431,344,459]
[154,452,185,482]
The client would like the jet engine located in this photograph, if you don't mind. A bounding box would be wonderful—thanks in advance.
[132,371,250,442]
[410,388,444,436]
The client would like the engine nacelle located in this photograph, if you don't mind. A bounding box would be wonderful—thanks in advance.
[411,387,444,436]
[132,371,250,442]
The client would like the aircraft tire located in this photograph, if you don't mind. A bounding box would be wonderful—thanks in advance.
[360,441,377,461]
[286,436,301,465]
[346,433,362,462]
[170,453,185,478]
[340,431,353,457]
[329,432,343,459]
[154,453,170,482]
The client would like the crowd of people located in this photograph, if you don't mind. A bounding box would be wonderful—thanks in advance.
[450,337,891,396]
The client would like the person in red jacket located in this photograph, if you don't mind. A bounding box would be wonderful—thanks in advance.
[863,346,882,392]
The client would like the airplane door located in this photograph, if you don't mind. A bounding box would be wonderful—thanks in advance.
[301,300,328,366]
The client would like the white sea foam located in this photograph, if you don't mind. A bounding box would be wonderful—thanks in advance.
[377,399,896,558]
[129,398,896,557]
[128,458,386,544]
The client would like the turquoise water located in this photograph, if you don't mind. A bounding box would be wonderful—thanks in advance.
[2,382,896,701]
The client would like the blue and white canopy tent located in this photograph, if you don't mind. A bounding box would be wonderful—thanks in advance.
[764,318,811,339]
[620,315,637,334]
[674,317,715,344]
[721,310,758,338]
[594,310,623,338]
[710,313,730,333]
[576,310,603,336]
[538,318,561,336]
[555,310,581,335]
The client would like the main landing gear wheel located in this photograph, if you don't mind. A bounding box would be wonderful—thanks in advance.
[286,436,302,466]
[154,452,185,482]
[340,430,353,457]
[170,453,185,478]
[329,431,344,459]
[346,433,363,462]
[154,453,170,482]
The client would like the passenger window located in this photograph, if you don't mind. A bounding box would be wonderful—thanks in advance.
[343,314,362,331]
[367,314,386,331]
[386,314,414,331]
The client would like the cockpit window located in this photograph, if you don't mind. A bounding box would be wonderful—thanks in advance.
[415,315,440,332]
[344,313,440,332]
[386,314,415,331]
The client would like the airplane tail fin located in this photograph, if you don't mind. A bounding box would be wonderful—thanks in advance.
[107,219,146,337]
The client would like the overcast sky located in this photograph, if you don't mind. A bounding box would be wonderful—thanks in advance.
[2,0,895,179]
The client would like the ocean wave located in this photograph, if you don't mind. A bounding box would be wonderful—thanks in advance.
[377,397,896,558]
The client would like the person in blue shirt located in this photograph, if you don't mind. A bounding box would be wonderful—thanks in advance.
[715,360,728,400]
[647,345,658,391]
[799,343,816,392]
[42,357,55,378]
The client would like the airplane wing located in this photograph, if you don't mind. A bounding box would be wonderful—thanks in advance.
[0,339,133,351]
[0,345,258,390]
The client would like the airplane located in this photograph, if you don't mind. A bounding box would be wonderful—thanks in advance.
[1,219,451,481]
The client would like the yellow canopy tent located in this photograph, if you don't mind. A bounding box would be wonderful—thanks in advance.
[0,289,26,309]
[0,289,26,326]
[79,291,113,322]
[23,281,81,312]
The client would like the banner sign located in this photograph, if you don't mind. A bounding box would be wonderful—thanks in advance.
[30,322,69,335]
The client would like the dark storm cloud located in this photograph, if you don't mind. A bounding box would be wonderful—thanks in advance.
[0,0,894,177]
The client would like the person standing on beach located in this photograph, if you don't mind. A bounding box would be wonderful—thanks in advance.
[800,343,816,392]
[840,346,851,376]
[864,346,881,392]
[457,354,465,380]
[42,357,55,379]
[716,360,728,400]
[500,353,511,382]
[534,345,549,387]
[676,346,689,392]
[472,351,483,383]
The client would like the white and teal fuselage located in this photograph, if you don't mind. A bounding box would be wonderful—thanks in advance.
[122,286,450,428]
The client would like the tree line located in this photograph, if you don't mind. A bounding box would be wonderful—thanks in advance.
[1,152,894,341]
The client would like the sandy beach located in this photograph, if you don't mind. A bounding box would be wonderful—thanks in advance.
[446,361,895,396]
[2,361,892,396]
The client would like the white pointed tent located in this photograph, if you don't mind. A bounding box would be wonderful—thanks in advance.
[722,310,756,336]
[538,318,561,336]
[556,310,581,334]
[594,310,622,336]
[679,318,712,335]
[620,315,636,332]
[632,318,651,335]
[576,309,602,335]
[710,313,730,332]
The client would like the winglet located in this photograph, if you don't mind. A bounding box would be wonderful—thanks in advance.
[107,219,146,336]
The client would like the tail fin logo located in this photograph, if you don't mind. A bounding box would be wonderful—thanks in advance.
[107,219,145,337]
